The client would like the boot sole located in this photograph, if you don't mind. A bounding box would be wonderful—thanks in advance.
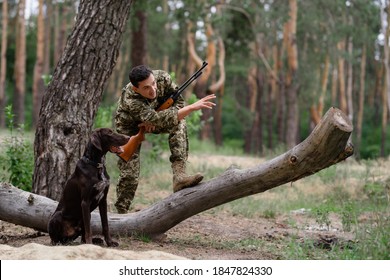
[173,175,204,193]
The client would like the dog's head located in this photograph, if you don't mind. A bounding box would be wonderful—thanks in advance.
[48,211,81,245]
[90,128,130,155]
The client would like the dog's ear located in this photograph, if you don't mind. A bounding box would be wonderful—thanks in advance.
[90,131,102,151]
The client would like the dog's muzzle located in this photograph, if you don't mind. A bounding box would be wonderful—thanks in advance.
[109,146,124,154]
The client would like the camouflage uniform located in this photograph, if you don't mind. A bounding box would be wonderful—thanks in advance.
[114,70,188,213]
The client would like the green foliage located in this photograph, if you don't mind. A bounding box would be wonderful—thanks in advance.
[94,105,115,129]
[340,201,355,232]
[220,93,247,142]
[312,204,332,230]
[363,181,388,204]
[0,106,34,191]
[41,74,52,86]
[262,209,276,219]
[185,94,203,137]
[351,214,390,259]
[134,232,152,243]
[143,133,168,163]
[359,123,384,159]
[316,165,338,184]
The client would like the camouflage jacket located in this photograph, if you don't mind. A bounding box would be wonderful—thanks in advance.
[115,70,185,135]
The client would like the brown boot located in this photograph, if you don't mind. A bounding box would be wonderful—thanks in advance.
[172,161,203,192]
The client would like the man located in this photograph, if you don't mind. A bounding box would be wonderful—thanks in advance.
[114,65,216,214]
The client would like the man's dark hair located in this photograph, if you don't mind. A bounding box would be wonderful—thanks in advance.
[129,65,153,87]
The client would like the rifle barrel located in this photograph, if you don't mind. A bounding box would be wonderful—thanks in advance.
[173,61,208,98]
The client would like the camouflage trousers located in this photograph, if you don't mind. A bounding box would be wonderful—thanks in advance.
[115,120,189,213]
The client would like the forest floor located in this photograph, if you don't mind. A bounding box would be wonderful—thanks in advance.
[0,154,389,260]
[0,209,355,260]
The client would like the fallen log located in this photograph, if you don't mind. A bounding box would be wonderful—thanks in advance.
[0,107,353,238]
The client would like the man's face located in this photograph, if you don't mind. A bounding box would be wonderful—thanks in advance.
[133,74,157,99]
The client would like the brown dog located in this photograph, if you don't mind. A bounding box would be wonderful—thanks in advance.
[48,128,129,246]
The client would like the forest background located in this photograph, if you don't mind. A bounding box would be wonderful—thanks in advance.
[0,0,389,162]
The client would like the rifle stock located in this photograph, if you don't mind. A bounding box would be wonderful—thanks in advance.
[118,61,208,162]
[156,97,174,111]
[118,127,145,162]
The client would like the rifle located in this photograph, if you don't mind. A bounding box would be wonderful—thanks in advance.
[118,61,208,162]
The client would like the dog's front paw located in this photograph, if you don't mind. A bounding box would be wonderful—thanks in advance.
[106,239,119,247]
[92,237,104,245]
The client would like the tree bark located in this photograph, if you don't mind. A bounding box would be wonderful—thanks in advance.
[2,107,353,237]
[33,0,133,201]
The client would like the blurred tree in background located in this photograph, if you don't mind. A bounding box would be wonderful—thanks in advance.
[0,0,389,161]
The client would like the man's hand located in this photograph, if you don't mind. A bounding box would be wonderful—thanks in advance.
[190,94,216,110]
[178,94,217,121]
[138,122,156,133]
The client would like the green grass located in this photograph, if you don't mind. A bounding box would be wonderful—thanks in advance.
[0,128,35,191]
[280,213,390,260]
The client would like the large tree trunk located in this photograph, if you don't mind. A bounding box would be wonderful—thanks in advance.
[3,107,353,236]
[33,0,133,201]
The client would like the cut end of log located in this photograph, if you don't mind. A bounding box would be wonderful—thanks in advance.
[330,107,353,132]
